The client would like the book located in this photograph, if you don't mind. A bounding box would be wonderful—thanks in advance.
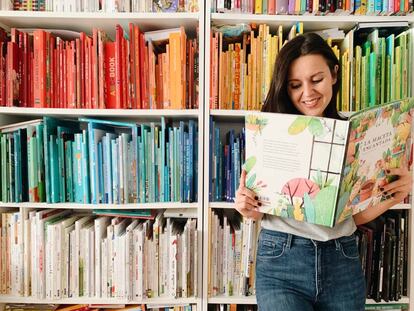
[245,98,414,227]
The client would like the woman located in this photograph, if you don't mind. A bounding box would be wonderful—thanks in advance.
[235,33,412,311]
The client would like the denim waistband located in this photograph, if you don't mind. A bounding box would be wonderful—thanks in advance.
[259,228,356,249]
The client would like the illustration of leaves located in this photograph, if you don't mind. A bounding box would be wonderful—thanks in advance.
[246,173,256,189]
[312,186,337,226]
[288,116,310,135]
[335,190,350,222]
[303,192,316,223]
[244,156,256,173]
[308,118,325,137]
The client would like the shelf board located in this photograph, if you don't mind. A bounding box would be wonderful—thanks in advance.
[208,295,410,305]
[211,13,413,31]
[0,11,200,37]
[210,109,255,118]
[210,202,411,210]
[0,107,199,119]
[0,295,199,305]
[0,202,199,210]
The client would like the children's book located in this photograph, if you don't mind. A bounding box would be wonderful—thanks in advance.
[245,98,414,227]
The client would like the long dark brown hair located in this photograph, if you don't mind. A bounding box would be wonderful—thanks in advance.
[261,32,341,119]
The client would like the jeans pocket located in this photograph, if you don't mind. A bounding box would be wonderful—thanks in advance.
[257,237,286,260]
[339,237,360,260]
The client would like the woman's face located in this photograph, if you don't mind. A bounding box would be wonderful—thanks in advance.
[287,54,338,117]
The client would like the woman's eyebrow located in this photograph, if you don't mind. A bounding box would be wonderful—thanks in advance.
[288,71,325,82]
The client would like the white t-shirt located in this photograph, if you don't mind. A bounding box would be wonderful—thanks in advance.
[261,214,357,242]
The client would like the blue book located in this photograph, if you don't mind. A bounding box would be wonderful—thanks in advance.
[73,134,83,203]
[160,117,166,202]
[81,130,90,204]
[65,140,74,202]
[97,141,104,204]
[188,120,195,202]
[111,137,119,204]
[49,135,60,203]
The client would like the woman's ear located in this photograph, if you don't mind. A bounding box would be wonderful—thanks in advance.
[332,65,339,84]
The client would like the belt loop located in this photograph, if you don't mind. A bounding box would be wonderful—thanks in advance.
[286,234,293,249]
[334,239,341,250]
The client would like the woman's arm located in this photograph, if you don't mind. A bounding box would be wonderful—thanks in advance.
[353,166,412,225]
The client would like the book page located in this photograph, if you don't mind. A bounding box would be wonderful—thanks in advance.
[245,112,349,227]
[336,98,414,224]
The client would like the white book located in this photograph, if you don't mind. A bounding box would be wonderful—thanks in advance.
[89,229,95,298]
[62,224,75,298]
[69,230,76,297]
[193,227,198,297]
[101,237,108,298]
[125,219,138,300]
[23,216,31,297]
[74,216,94,297]
[94,216,110,297]
[134,223,145,300]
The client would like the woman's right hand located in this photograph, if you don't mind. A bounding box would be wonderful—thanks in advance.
[235,170,264,220]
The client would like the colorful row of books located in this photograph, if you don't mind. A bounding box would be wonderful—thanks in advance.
[356,210,409,303]
[209,119,245,202]
[0,117,198,204]
[0,25,199,109]
[352,27,413,112]
[209,209,260,297]
[3,0,199,12]
[210,22,413,112]
[0,210,198,299]
[208,305,257,311]
[4,304,197,311]
[211,0,414,15]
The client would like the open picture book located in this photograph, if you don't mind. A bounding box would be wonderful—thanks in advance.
[245,98,414,227]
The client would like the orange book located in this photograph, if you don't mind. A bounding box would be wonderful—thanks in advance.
[55,305,89,311]
[75,38,81,108]
[104,41,116,109]
[46,33,54,108]
[169,32,182,109]
[33,29,46,108]
[128,23,136,109]
[66,41,76,108]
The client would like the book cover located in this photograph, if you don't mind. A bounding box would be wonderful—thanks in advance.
[245,98,414,227]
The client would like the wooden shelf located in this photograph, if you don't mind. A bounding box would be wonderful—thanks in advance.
[211,13,414,31]
[0,107,200,119]
[0,11,200,37]
[0,202,199,210]
[0,295,200,305]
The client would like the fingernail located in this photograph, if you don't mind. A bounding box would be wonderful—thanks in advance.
[386,169,391,174]
[380,187,384,191]
[384,191,388,195]
[254,196,258,200]
[258,202,262,206]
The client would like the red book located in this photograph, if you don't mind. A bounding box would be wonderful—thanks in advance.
[47,34,55,108]
[67,41,76,108]
[104,41,116,109]
[268,0,276,13]
[139,33,149,109]
[80,33,86,108]
[6,41,19,107]
[91,29,99,109]
[0,41,6,107]
[75,38,81,108]
[115,25,123,109]
[98,30,106,109]
[122,35,128,109]
[84,36,91,109]
[128,23,136,109]
[134,25,142,109]
[33,29,46,108]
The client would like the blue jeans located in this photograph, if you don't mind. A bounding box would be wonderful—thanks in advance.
[256,229,366,311]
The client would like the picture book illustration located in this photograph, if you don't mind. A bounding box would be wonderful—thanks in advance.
[245,98,413,227]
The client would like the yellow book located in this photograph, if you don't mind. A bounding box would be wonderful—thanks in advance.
[361,55,367,109]
[255,0,262,13]
[355,45,362,111]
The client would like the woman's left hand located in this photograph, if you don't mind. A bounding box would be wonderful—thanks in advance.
[381,166,412,204]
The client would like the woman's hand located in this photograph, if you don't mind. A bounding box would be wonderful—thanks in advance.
[381,166,412,203]
[235,170,263,220]
[354,162,412,225]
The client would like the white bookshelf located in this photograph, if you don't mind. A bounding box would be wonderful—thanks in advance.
[0,2,413,311]
[0,1,205,309]
[204,2,414,311]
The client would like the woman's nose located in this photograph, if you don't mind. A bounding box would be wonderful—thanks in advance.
[303,82,314,96]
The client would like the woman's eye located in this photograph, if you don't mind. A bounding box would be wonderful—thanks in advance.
[290,84,301,89]
[312,78,323,83]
